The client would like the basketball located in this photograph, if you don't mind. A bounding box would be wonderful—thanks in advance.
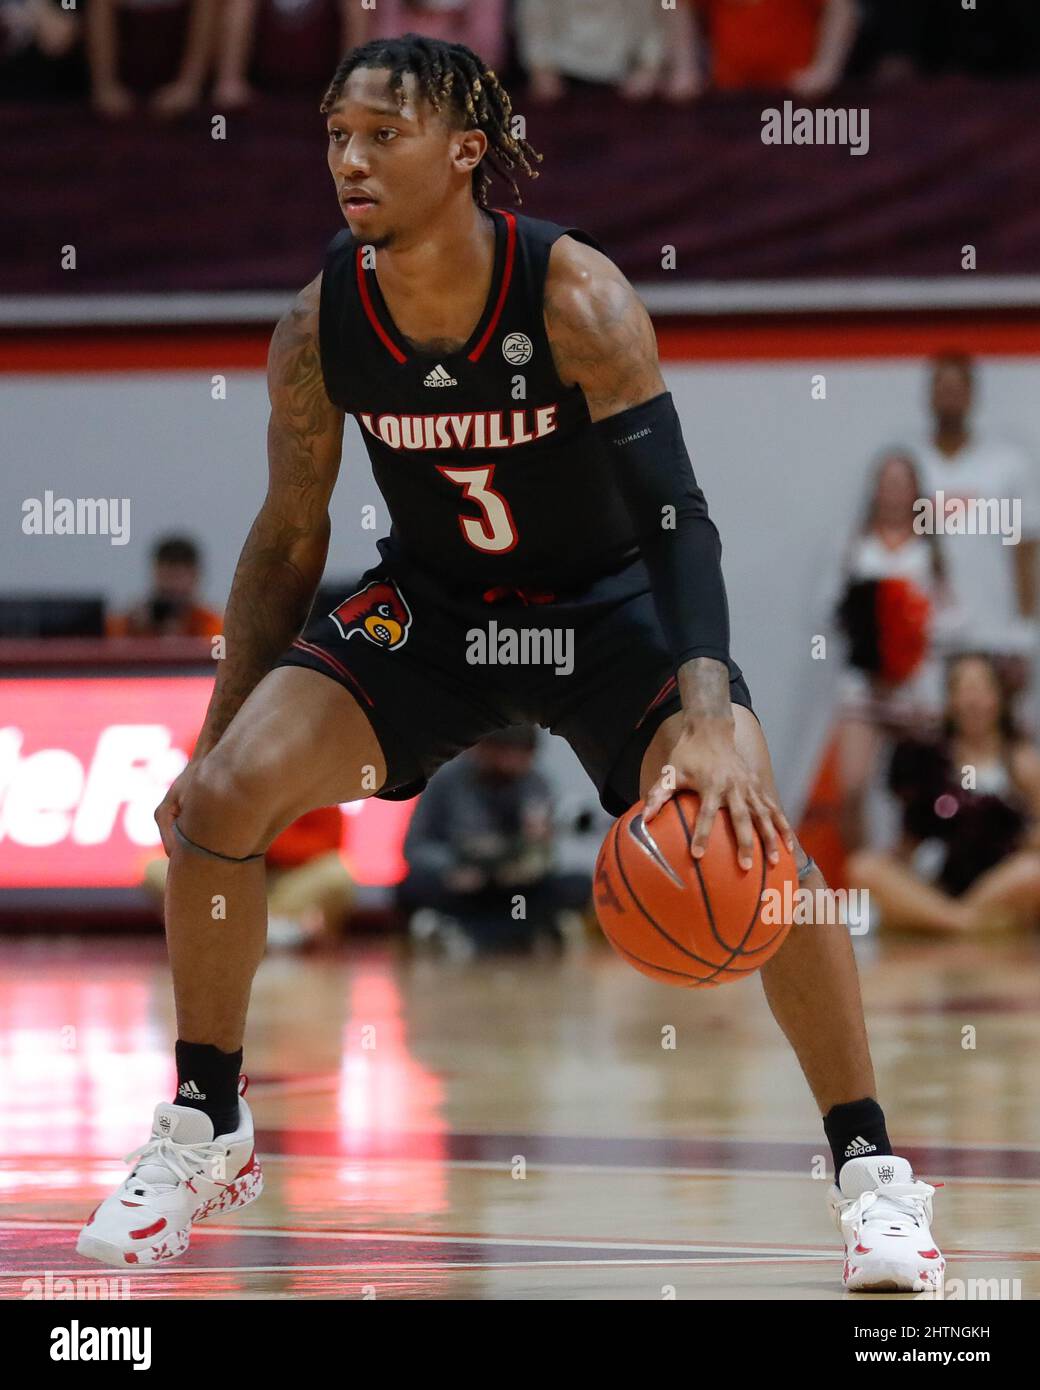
[593,792,798,988]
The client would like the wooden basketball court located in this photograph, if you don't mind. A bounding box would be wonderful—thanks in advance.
[1,933,1037,1300]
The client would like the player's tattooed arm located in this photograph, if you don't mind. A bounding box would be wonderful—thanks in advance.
[546,241,789,862]
[543,236,666,420]
[544,237,731,723]
[194,274,345,757]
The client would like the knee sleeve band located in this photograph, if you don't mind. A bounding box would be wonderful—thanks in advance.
[796,847,818,883]
[173,819,265,864]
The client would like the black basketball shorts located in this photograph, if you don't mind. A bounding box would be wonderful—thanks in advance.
[274,551,754,817]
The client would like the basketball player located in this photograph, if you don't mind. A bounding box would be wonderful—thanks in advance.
[77,35,943,1292]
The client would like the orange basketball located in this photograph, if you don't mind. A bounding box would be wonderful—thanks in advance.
[593,792,797,988]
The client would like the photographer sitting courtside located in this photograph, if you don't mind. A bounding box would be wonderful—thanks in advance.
[398,726,590,956]
[106,535,222,639]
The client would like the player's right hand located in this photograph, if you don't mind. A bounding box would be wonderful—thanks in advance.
[643,724,793,872]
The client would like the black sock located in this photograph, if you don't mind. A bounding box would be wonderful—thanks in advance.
[174,1040,242,1136]
[824,1097,892,1181]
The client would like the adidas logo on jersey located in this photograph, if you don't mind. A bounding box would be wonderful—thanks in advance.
[423,363,457,388]
[177,1080,207,1100]
[844,1135,877,1157]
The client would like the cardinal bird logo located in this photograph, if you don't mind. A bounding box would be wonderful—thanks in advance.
[329,579,412,650]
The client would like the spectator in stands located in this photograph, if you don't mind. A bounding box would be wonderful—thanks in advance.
[213,0,506,111]
[833,448,954,851]
[145,805,354,948]
[0,0,80,98]
[685,0,859,97]
[366,1,508,76]
[213,0,366,111]
[915,353,1038,691]
[848,653,1040,935]
[398,726,590,956]
[87,0,216,118]
[516,0,677,104]
[107,534,223,638]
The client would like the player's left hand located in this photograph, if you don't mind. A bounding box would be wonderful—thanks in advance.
[642,724,794,871]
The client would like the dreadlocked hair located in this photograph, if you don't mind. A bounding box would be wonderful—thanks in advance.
[320,32,542,208]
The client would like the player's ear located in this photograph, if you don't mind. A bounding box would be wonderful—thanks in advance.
[452,126,488,178]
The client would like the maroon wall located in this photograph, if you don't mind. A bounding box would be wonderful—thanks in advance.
[3,76,1039,295]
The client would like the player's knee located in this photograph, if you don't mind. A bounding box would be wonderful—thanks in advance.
[179,749,284,859]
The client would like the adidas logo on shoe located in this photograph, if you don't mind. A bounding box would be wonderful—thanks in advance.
[423,363,457,388]
[177,1080,207,1100]
[844,1135,877,1157]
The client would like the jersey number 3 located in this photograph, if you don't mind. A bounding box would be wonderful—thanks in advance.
[437,464,519,554]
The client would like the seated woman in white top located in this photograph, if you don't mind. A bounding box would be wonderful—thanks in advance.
[848,653,1040,935]
[832,447,959,850]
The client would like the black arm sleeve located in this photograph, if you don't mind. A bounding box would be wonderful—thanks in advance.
[591,391,731,669]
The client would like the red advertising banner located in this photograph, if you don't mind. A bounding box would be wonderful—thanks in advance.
[0,677,413,890]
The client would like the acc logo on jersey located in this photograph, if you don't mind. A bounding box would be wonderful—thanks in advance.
[329,579,412,650]
[502,331,533,365]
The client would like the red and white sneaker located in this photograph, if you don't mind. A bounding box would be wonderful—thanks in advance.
[830,1155,945,1293]
[76,1080,263,1268]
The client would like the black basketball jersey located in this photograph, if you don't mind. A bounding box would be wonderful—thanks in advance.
[318,208,642,591]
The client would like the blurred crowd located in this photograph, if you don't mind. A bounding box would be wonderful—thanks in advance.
[4,1,1040,945]
[830,354,1040,937]
[79,537,596,955]
[3,0,1040,113]
[7,352,1040,944]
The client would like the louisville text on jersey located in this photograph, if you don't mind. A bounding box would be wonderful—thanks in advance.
[359,406,558,452]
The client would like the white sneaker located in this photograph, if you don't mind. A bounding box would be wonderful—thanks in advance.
[76,1084,263,1268]
[829,1155,945,1292]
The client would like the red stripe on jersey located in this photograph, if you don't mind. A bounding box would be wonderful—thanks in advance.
[635,675,678,729]
[468,209,517,363]
[291,639,375,707]
[356,251,408,364]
